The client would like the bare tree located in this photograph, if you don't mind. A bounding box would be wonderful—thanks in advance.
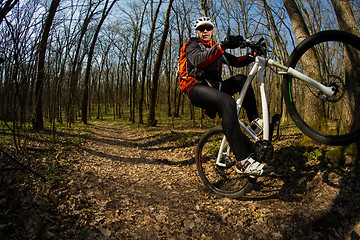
[128,1,148,123]
[67,0,102,125]
[5,0,360,132]
[81,0,117,124]
[282,0,311,43]
[138,0,162,124]
[147,0,174,126]
[171,0,195,118]
[331,0,359,34]
[331,0,360,155]
[0,0,19,24]
[33,0,61,130]
[283,0,323,126]
[200,0,209,16]
[261,0,289,62]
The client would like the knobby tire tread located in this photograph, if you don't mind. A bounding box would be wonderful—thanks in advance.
[195,126,254,199]
[282,30,360,145]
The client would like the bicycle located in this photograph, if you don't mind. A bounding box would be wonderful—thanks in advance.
[195,30,360,199]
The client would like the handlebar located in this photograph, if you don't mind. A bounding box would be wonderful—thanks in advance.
[240,37,264,48]
[225,28,269,56]
[240,37,268,56]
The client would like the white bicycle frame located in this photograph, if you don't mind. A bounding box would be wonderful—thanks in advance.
[215,56,336,168]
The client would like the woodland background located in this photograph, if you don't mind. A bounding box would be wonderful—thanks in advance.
[0,0,359,130]
[1,1,360,239]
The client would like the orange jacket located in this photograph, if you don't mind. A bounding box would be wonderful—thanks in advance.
[179,37,253,93]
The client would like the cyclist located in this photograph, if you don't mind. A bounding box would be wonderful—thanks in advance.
[183,17,276,177]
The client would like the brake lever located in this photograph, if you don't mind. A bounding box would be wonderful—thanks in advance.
[256,37,265,45]
[240,39,252,48]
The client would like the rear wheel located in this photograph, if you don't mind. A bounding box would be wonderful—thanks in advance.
[195,126,254,198]
[282,30,360,145]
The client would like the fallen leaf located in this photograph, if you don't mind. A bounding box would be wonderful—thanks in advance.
[99,226,111,237]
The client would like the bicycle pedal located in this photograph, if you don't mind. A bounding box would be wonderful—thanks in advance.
[225,161,236,168]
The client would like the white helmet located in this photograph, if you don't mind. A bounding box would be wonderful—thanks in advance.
[194,17,215,30]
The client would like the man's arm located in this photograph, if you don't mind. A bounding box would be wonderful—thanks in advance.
[223,52,254,67]
[186,41,224,68]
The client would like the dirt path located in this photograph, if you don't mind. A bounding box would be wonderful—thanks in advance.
[1,121,359,239]
[49,122,358,240]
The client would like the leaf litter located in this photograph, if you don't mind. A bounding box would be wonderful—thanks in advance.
[0,122,359,239]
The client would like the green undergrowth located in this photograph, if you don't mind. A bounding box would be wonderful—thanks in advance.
[275,124,359,174]
[0,120,93,188]
[1,111,359,184]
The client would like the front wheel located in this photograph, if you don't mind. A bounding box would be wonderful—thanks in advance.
[195,126,254,198]
[282,30,360,145]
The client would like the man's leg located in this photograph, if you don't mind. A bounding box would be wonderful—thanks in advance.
[221,74,259,122]
[222,74,280,140]
[188,84,250,161]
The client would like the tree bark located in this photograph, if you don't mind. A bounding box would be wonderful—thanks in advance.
[283,0,322,126]
[129,2,147,123]
[138,0,162,124]
[33,0,61,130]
[200,0,209,17]
[147,0,174,126]
[282,0,310,43]
[331,0,359,34]
[331,0,360,158]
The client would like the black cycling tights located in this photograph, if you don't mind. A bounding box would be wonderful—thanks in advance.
[188,74,258,161]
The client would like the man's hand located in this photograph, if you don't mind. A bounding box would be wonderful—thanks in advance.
[220,35,244,50]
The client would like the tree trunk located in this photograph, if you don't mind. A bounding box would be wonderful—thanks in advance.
[200,0,209,17]
[283,0,322,126]
[0,0,19,25]
[68,2,100,125]
[33,0,61,130]
[147,0,174,126]
[331,0,360,158]
[282,0,310,44]
[166,38,172,118]
[138,0,162,124]
[130,4,147,123]
[331,0,359,35]
[116,62,125,118]
[262,0,290,126]
[81,0,117,124]
[262,0,289,62]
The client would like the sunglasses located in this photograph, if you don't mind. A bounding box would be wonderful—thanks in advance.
[196,25,214,32]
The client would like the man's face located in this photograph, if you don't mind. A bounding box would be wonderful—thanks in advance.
[195,24,214,42]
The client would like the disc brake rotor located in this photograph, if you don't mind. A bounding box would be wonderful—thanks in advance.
[320,75,345,102]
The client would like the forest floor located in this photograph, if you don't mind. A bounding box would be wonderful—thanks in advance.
[0,121,360,239]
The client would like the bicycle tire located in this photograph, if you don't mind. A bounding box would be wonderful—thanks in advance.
[282,30,360,145]
[195,126,254,198]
